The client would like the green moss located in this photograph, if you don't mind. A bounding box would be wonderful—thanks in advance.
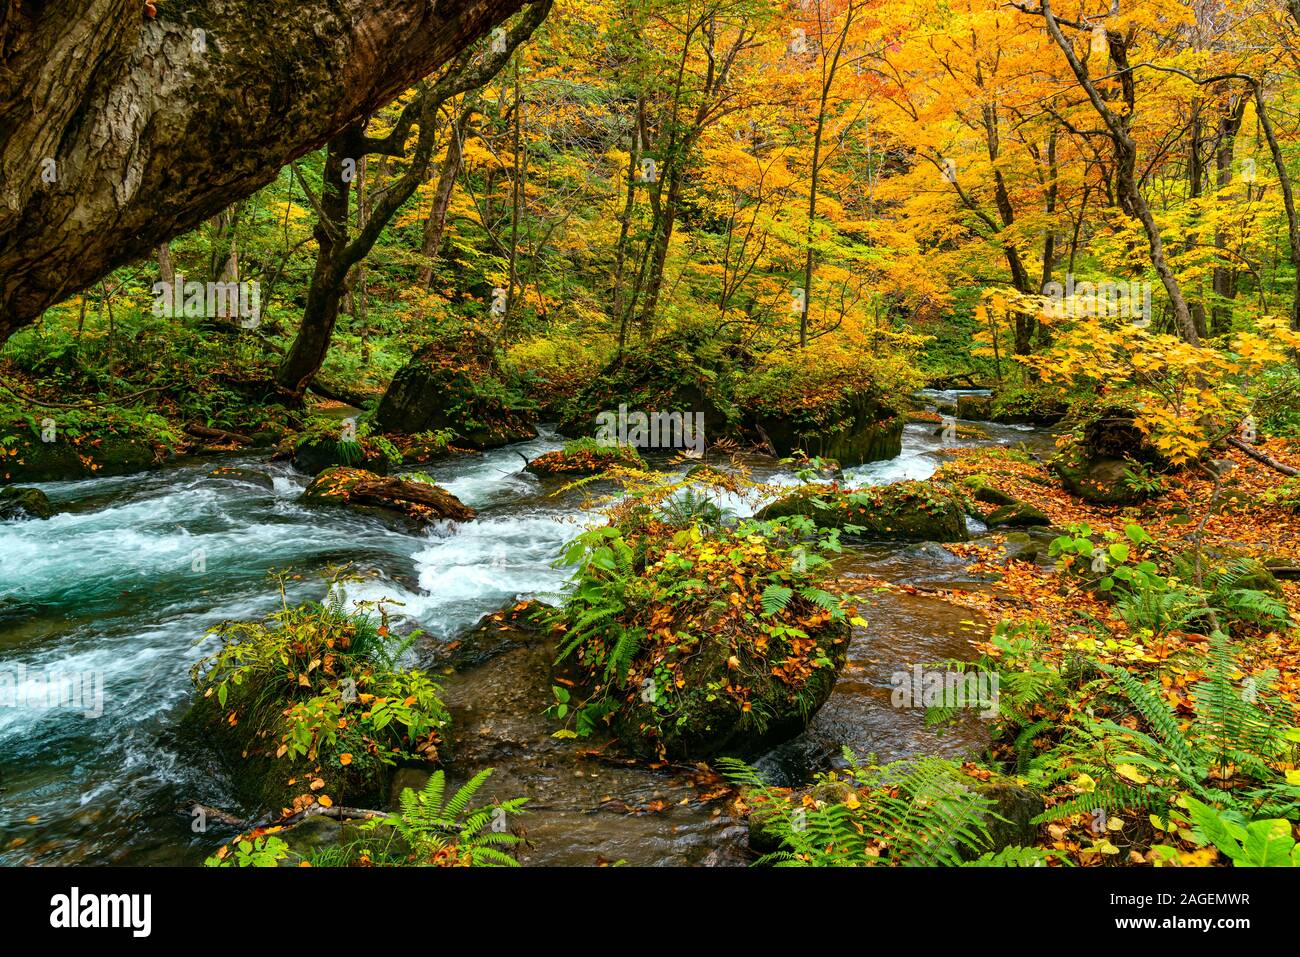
[758,480,970,542]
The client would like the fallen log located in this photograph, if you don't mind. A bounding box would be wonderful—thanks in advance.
[302,467,476,523]
[185,422,253,446]
[308,377,381,410]
[1227,437,1300,477]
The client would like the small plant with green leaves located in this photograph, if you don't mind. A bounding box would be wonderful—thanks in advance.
[318,769,528,867]
[204,835,292,868]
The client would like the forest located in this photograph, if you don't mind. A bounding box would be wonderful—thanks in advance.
[2,0,1300,880]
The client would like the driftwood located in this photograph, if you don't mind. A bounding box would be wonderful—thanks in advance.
[304,468,477,523]
[183,799,385,832]
[1227,437,1300,477]
[345,474,477,522]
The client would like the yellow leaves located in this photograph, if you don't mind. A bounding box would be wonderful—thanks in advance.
[1116,764,1150,785]
[1179,847,1219,867]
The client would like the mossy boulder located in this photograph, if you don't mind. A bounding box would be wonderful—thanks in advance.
[1051,449,1147,506]
[525,440,644,477]
[963,475,1017,507]
[757,481,970,542]
[0,433,157,483]
[557,338,733,445]
[375,329,537,449]
[985,502,1051,529]
[292,438,393,476]
[1263,557,1300,581]
[1051,404,1173,506]
[301,467,475,525]
[556,522,854,762]
[988,386,1068,425]
[608,617,851,761]
[0,486,57,520]
[955,394,994,420]
[750,392,904,467]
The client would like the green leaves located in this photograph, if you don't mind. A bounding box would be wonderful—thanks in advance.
[761,584,793,617]
[1183,797,1300,867]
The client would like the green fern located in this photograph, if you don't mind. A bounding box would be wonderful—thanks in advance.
[761,584,793,617]
[720,753,1041,867]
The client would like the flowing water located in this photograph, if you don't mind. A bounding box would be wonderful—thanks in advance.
[0,399,1056,866]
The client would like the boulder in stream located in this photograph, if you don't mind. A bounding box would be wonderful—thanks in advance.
[301,467,475,525]
[525,438,645,477]
[0,485,57,520]
[0,433,157,483]
[757,481,970,542]
[984,501,1051,529]
[374,329,537,449]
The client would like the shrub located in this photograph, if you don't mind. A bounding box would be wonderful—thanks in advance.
[187,577,448,810]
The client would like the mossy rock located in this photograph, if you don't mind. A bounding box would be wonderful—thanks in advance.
[525,442,644,476]
[955,394,994,420]
[937,422,989,440]
[0,486,57,520]
[0,434,157,483]
[985,502,1051,529]
[751,391,904,467]
[375,329,538,449]
[964,475,1017,507]
[757,481,970,542]
[292,437,392,476]
[556,335,736,442]
[1051,449,1149,506]
[1263,557,1300,581]
[609,618,851,761]
[178,696,401,815]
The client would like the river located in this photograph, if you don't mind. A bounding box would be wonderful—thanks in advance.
[0,395,1055,865]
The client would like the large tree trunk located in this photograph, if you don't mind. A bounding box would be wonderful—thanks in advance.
[0,0,530,345]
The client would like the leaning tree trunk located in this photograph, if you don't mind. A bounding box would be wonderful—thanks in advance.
[0,0,530,345]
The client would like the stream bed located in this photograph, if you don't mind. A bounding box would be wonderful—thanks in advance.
[0,398,1056,865]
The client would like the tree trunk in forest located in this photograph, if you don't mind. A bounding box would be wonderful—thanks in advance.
[417,104,474,290]
[1211,96,1246,335]
[278,126,361,396]
[209,201,245,283]
[0,0,539,346]
[1037,2,1201,345]
[157,242,175,288]
[274,0,551,396]
[612,115,642,355]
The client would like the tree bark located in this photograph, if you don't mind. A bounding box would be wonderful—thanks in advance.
[0,0,535,345]
[417,103,474,289]
[274,0,550,395]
